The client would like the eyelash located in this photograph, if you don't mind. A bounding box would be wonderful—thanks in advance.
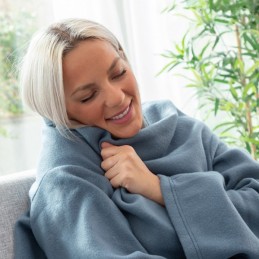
[80,69,127,103]
[80,92,96,103]
[113,69,127,79]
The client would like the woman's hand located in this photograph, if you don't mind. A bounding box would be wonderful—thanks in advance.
[101,142,164,206]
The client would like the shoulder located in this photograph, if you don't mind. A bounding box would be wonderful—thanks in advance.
[142,99,179,114]
[142,99,184,125]
[142,99,220,146]
[36,122,102,183]
[30,163,110,199]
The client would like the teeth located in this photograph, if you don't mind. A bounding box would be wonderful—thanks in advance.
[111,106,130,120]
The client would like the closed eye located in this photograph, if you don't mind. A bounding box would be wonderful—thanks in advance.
[80,92,96,103]
[112,69,127,80]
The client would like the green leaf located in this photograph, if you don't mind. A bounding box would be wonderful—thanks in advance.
[199,42,211,58]
[243,33,256,50]
[213,121,237,130]
[245,61,259,76]
[175,43,184,55]
[242,82,257,99]
[161,1,177,13]
[214,98,220,115]
[241,136,259,145]
[190,68,202,83]
[230,85,239,100]
[214,78,229,84]
[242,52,258,58]
[156,60,180,76]
[214,18,230,24]
[242,29,259,37]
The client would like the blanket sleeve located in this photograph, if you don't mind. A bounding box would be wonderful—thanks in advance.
[28,166,168,259]
[15,165,167,259]
[160,127,259,259]
[14,127,167,259]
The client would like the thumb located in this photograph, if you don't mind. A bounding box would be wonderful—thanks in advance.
[101,142,114,149]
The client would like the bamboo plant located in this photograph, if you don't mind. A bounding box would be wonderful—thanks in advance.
[161,0,259,159]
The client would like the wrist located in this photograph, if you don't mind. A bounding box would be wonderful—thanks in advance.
[144,174,165,206]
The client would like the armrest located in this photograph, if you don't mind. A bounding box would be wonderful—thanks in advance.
[0,170,35,259]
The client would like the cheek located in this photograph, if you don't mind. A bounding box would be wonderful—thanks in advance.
[74,105,103,125]
[65,102,76,119]
[65,102,85,121]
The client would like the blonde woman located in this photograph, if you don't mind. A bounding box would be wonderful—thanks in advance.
[15,18,259,259]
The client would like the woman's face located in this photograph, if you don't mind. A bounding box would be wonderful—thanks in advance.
[63,39,143,139]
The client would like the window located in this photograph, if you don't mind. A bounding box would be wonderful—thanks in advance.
[0,0,196,175]
[0,0,52,175]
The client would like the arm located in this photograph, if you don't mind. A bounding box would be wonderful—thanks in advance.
[30,166,166,259]
[17,127,166,259]
[160,132,259,259]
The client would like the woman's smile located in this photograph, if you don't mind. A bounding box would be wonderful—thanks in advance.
[107,101,132,124]
[63,39,143,138]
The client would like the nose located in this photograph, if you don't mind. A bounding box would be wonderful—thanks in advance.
[104,83,125,108]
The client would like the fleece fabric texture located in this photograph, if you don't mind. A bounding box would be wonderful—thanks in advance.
[14,100,259,259]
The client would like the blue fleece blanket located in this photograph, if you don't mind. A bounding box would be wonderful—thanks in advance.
[15,100,259,258]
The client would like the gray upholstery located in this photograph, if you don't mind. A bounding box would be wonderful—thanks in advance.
[0,170,35,259]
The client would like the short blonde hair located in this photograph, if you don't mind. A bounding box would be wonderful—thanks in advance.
[20,18,125,134]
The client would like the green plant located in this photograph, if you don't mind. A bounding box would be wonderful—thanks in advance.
[161,0,259,159]
[0,11,36,118]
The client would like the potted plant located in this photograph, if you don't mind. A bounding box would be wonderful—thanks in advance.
[161,0,259,159]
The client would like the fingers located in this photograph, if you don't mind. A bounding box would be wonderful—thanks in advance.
[100,143,163,204]
[105,169,128,189]
[101,155,117,171]
[100,142,118,160]
[100,143,136,190]
[110,175,127,189]
[101,142,113,149]
[102,161,126,189]
[101,142,117,170]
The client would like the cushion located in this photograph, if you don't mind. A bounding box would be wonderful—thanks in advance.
[0,170,35,259]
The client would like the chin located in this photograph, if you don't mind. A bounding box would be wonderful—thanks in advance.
[114,126,142,139]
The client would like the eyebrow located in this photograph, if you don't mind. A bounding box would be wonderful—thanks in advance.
[71,56,121,97]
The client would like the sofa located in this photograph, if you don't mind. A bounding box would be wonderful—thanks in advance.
[0,170,35,259]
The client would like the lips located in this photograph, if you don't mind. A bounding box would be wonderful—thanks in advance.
[107,101,132,122]
[110,106,130,120]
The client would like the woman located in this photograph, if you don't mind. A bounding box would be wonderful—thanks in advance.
[15,18,259,259]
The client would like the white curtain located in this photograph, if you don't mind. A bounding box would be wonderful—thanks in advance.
[0,0,200,175]
[50,0,198,116]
